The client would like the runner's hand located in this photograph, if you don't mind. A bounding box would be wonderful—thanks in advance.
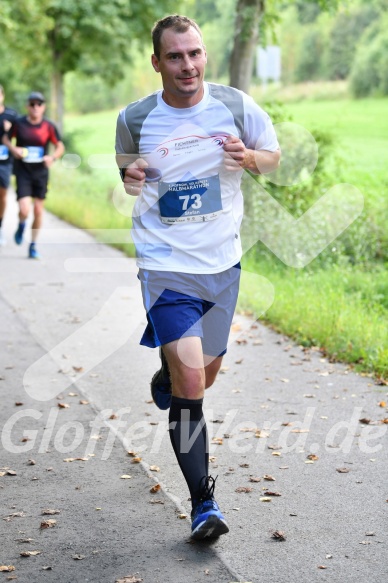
[10,146,25,160]
[43,155,54,168]
[123,158,148,196]
[223,135,246,171]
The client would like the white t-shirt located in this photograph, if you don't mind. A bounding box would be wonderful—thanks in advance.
[115,82,279,274]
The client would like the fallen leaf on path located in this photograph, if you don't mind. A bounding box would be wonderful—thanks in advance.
[127,451,138,457]
[263,475,276,481]
[255,430,269,438]
[41,509,60,515]
[272,452,282,457]
[79,400,89,405]
[249,477,261,483]
[63,457,88,462]
[120,475,131,479]
[109,414,118,420]
[3,512,26,521]
[235,358,244,364]
[271,530,286,541]
[178,514,187,519]
[40,519,56,529]
[260,497,272,502]
[72,366,84,373]
[150,484,161,494]
[15,402,23,406]
[28,459,36,465]
[20,550,41,557]
[359,418,371,424]
[265,491,281,496]
[336,467,350,473]
[73,554,86,560]
[291,429,309,433]
[116,576,143,583]
[131,457,142,463]
[318,565,327,569]
[239,463,250,468]
[149,466,160,472]
[307,454,319,461]
[235,487,253,493]
[239,428,256,433]
[212,438,223,445]
[57,403,70,409]
[5,470,16,476]
[42,566,53,570]
[0,566,15,572]
[280,378,290,383]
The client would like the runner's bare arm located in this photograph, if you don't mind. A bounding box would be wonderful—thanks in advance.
[223,135,281,174]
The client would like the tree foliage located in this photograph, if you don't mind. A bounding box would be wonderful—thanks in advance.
[0,0,177,129]
[229,0,342,93]
[350,14,388,96]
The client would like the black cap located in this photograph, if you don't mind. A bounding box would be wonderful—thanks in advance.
[27,91,45,103]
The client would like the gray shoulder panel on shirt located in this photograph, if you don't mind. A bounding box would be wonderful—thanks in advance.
[208,84,244,139]
[124,93,159,153]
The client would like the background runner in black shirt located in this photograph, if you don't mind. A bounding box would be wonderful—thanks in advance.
[3,91,64,258]
[0,84,18,246]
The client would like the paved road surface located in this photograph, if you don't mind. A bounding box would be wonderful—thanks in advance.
[1,193,387,582]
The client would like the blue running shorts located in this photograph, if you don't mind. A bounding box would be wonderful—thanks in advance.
[0,163,12,189]
[138,264,241,357]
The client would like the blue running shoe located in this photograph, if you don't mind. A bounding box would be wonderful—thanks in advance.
[150,348,172,410]
[191,476,229,540]
[14,222,26,245]
[28,243,40,259]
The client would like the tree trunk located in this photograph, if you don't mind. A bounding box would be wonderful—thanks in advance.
[50,66,64,134]
[229,0,265,93]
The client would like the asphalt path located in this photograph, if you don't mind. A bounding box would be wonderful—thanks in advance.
[1,192,387,583]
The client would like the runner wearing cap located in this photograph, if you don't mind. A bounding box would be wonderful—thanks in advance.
[2,91,64,258]
[0,84,18,246]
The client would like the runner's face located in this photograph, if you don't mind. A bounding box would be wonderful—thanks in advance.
[152,27,207,108]
[27,101,46,122]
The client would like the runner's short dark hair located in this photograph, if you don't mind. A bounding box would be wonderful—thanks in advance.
[152,14,203,60]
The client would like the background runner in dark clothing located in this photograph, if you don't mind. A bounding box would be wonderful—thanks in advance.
[2,91,64,258]
[0,84,18,246]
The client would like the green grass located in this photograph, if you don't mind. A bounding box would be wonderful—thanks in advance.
[239,256,387,377]
[285,98,388,186]
[45,98,388,379]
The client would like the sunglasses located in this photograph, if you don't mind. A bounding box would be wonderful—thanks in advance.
[28,101,44,107]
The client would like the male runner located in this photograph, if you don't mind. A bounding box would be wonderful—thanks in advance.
[0,85,18,246]
[2,91,64,258]
[115,15,280,540]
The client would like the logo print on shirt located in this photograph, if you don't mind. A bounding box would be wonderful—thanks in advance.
[157,147,169,158]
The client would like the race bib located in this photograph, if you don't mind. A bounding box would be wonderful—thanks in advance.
[23,146,44,163]
[0,145,9,161]
[158,175,222,224]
